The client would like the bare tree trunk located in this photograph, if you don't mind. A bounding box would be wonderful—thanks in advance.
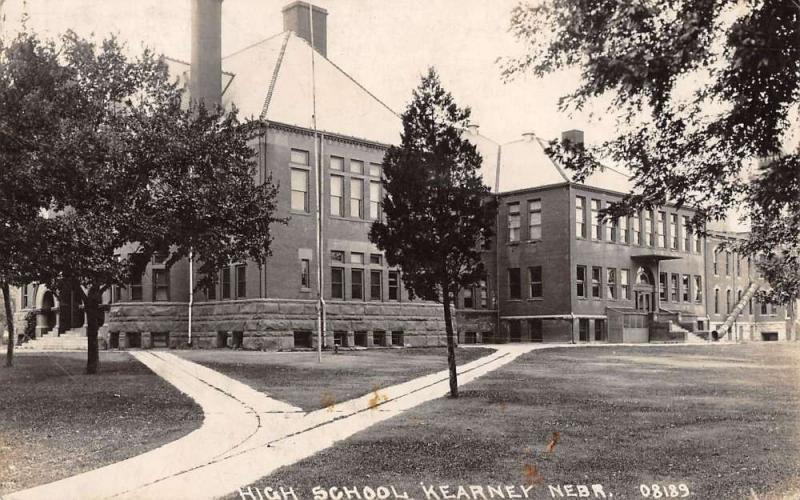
[84,286,101,374]
[3,282,15,367]
[443,291,458,398]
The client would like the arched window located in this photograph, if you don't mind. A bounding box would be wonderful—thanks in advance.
[726,289,732,313]
[636,267,651,285]
[712,248,719,275]
[714,288,720,314]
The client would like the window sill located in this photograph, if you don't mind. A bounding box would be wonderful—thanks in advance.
[508,241,520,246]
[330,215,373,223]
[290,210,312,217]
[507,299,523,302]
[526,298,543,302]
[525,239,541,244]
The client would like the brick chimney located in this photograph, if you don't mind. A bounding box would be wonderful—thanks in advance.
[561,129,584,147]
[190,0,222,108]
[282,1,328,57]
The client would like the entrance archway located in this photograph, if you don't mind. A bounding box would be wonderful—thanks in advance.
[633,266,655,312]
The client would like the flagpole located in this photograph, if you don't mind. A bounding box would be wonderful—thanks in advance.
[308,1,324,362]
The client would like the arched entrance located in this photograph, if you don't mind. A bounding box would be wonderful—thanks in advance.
[58,282,84,334]
[633,266,655,312]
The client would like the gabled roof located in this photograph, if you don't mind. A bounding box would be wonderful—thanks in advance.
[220,31,401,145]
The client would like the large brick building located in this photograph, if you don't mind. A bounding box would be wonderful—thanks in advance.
[5,2,795,350]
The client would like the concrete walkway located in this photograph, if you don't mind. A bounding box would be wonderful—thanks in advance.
[5,344,565,500]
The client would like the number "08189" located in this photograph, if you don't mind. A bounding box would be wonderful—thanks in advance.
[639,484,690,498]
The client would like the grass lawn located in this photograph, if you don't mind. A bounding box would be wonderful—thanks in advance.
[242,344,800,500]
[0,352,202,495]
[177,347,495,411]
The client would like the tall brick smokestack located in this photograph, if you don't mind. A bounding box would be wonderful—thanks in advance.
[190,0,222,108]
[282,1,328,57]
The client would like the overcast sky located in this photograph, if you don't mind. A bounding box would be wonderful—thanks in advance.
[1,0,614,145]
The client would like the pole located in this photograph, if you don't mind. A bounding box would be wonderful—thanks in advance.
[308,1,322,362]
[188,250,194,347]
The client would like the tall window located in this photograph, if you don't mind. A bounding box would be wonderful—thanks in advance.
[694,231,702,253]
[659,272,668,301]
[369,181,381,220]
[388,271,399,300]
[760,300,768,315]
[221,267,231,299]
[632,211,641,245]
[670,273,679,302]
[331,268,344,299]
[726,289,732,313]
[153,269,169,301]
[682,275,690,302]
[350,159,364,174]
[205,272,217,300]
[576,266,586,298]
[370,270,382,301]
[620,216,629,243]
[463,287,474,308]
[330,156,344,171]
[714,288,720,313]
[508,268,521,299]
[591,199,602,240]
[508,202,521,242]
[606,217,618,242]
[529,266,542,298]
[682,216,691,251]
[725,252,731,276]
[300,259,310,289]
[694,276,703,303]
[620,269,630,300]
[21,285,29,308]
[479,280,488,308]
[645,211,653,246]
[657,211,666,247]
[130,275,143,301]
[575,196,587,238]
[669,213,678,249]
[291,168,309,212]
[591,266,602,298]
[736,254,741,276]
[713,249,719,275]
[350,178,364,218]
[290,148,309,165]
[330,175,344,216]
[606,268,616,300]
[737,289,743,308]
[235,264,247,298]
[528,199,542,240]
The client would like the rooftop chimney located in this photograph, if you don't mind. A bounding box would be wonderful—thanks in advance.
[282,1,328,57]
[466,123,480,134]
[561,129,584,147]
[190,0,223,108]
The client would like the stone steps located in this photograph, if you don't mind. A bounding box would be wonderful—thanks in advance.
[18,331,87,351]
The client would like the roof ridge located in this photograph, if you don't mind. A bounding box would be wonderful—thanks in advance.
[535,136,571,183]
[222,30,289,60]
[259,32,291,120]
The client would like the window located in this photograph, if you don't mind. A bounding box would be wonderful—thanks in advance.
[725,252,731,276]
[331,250,345,263]
[579,319,589,342]
[591,267,602,298]
[670,213,679,249]
[21,285,29,308]
[657,211,666,248]
[760,300,768,315]
[388,271,399,300]
[606,217,617,242]
[694,231,702,253]
[591,199,602,240]
[736,255,741,276]
[330,175,344,216]
[153,269,169,301]
[351,268,364,300]
[509,321,522,342]
[645,211,654,246]
[682,275,690,302]
[130,275,143,301]
[576,266,586,298]
[670,273,679,302]
[205,272,217,300]
[463,288,474,308]
[529,319,543,342]
[350,252,364,265]
[594,319,606,341]
[713,249,719,275]
[737,289,743,308]
[369,181,381,220]
[749,296,753,315]
[682,216,691,251]
[508,203,521,242]
[331,268,344,299]
[370,270,382,301]
[620,216,629,243]
[350,178,364,218]
[479,280,488,308]
[350,159,364,174]
[370,254,382,265]
[369,163,382,177]
[632,211,641,245]
[235,264,247,298]
[294,331,312,348]
[300,259,310,289]
[291,168,309,212]
[606,268,616,300]
[508,268,521,299]
[620,269,630,300]
[330,156,344,171]
[528,199,541,240]
[391,331,404,346]
[659,272,668,301]
[290,148,310,166]
[529,266,542,298]
[221,267,231,299]
[714,288,720,314]
[575,196,587,238]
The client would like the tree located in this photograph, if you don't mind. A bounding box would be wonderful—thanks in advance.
[369,68,497,397]
[0,30,282,373]
[502,0,799,313]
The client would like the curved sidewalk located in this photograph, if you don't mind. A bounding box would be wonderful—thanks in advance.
[5,344,566,500]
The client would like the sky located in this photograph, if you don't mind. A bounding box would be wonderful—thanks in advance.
[0,0,611,145]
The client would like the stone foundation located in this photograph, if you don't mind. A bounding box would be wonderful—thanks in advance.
[104,299,449,350]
